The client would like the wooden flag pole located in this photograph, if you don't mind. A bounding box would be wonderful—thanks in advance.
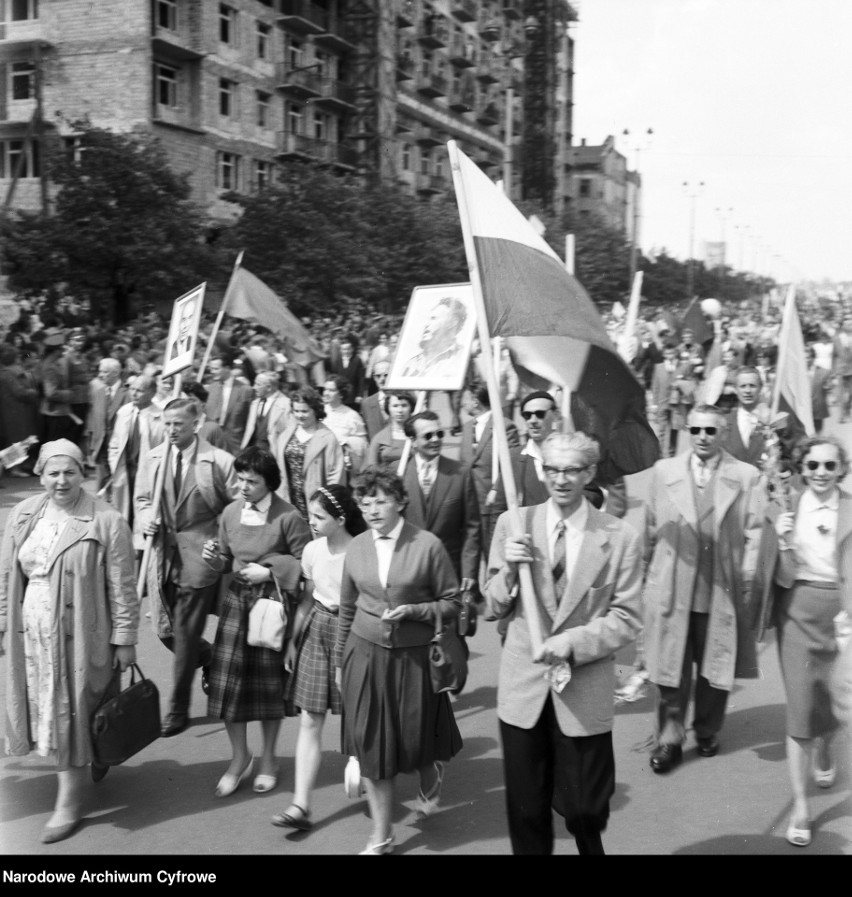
[136,373,183,599]
[448,140,545,656]
[490,337,501,495]
[197,250,244,383]
[396,391,427,477]
[561,234,576,434]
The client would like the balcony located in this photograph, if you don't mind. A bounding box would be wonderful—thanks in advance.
[396,54,415,81]
[475,102,500,126]
[416,172,450,194]
[0,19,52,49]
[152,103,204,133]
[275,63,323,100]
[447,82,475,112]
[450,0,477,23]
[277,0,327,35]
[502,0,522,20]
[275,132,359,169]
[314,14,357,53]
[417,15,450,48]
[416,70,447,98]
[151,22,204,61]
[448,34,476,67]
[395,0,416,28]
[415,125,443,148]
[474,57,500,83]
[314,78,357,112]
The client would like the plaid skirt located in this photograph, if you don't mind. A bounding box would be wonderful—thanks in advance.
[340,633,462,780]
[287,602,342,716]
[207,586,287,722]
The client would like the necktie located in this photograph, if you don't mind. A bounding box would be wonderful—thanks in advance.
[421,465,434,498]
[127,409,140,462]
[258,399,266,420]
[174,450,183,500]
[552,521,567,595]
[695,460,709,490]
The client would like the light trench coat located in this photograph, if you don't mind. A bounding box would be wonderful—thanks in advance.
[0,492,139,768]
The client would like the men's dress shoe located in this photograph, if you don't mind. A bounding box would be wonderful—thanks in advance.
[161,714,188,738]
[214,757,254,798]
[650,743,683,774]
[41,819,82,844]
[91,761,110,783]
[696,736,720,757]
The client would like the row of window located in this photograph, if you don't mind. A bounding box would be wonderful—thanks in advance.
[2,0,38,22]
[399,142,447,178]
[216,152,271,193]
[0,138,39,178]
[155,0,274,58]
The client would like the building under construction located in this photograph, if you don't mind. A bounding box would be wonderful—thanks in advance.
[0,0,578,219]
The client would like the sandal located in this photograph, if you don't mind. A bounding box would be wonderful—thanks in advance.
[359,833,394,855]
[786,817,812,848]
[271,804,312,831]
[414,761,444,818]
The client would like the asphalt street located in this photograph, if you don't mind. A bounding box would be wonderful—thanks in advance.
[0,403,850,862]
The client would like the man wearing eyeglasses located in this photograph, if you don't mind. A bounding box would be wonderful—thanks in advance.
[361,360,391,441]
[643,403,762,773]
[485,432,642,854]
[401,410,481,594]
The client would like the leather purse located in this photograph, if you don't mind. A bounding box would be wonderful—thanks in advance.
[91,664,161,766]
[247,575,289,652]
[429,602,468,695]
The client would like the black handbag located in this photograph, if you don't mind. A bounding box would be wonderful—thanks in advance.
[429,603,468,695]
[91,664,161,766]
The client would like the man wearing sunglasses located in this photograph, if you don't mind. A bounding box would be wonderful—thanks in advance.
[643,403,762,773]
[401,410,481,595]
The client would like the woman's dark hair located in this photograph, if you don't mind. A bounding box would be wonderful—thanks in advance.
[308,484,367,535]
[351,466,407,505]
[383,390,416,416]
[234,446,282,492]
[323,374,351,404]
[290,387,325,421]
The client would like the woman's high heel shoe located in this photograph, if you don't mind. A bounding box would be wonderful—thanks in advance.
[214,757,254,798]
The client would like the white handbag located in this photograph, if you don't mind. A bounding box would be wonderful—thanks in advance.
[247,577,288,651]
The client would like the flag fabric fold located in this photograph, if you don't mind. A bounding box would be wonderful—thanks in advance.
[774,284,814,438]
[449,143,659,477]
[223,267,324,366]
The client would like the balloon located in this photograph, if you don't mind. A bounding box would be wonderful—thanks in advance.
[701,298,722,318]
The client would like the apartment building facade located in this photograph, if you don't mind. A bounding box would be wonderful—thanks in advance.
[0,0,577,219]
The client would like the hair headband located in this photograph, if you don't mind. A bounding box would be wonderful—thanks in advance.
[318,486,344,518]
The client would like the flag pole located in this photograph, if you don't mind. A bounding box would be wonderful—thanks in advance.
[198,250,244,382]
[490,337,501,495]
[618,271,644,363]
[770,283,796,420]
[560,234,576,434]
[448,140,545,656]
[136,373,183,599]
[396,391,427,477]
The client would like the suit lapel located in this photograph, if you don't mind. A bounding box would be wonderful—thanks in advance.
[713,457,743,531]
[529,505,558,622]
[404,460,427,521]
[552,511,610,631]
[665,456,698,531]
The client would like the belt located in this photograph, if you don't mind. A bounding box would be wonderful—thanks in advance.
[313,599,338,616]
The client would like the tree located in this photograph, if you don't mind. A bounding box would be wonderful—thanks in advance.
[0,121,213,324]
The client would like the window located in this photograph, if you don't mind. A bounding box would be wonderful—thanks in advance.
[155,63,178,107]
[256,90,270,128]
[219,78,235,117]
[252,159,271,192]
[156,0,177,30]
[219,4,237,45]
[401,143,411,171]
[11,0,38,21]
[434,153,443,179]
[0,138,39,178]
[420,149,430,175]
[578,178,591,198]
[286,104,302,135]
[313,110,326,141]
[286,38,303,70]
[10,62,34,100]
[216,151,239,190]
[256,21,271,59]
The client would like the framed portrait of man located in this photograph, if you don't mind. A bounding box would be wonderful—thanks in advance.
[386,283,476,392]
[162,283,206,377]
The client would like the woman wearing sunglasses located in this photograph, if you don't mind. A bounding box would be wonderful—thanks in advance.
[767,436,852,847]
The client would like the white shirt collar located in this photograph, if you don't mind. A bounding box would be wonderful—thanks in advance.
[173,439,197,464]
[546,496,589,535]
[800,489,840,512]
[690,451,721,473]
[372,517,405,544]
[414,453,439,475]
[246,492,273,513]
[522,439,544,460]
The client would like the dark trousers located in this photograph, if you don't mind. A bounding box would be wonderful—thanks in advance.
[499,694,614,855]
[656,611,729,745]
[158,580,216,717]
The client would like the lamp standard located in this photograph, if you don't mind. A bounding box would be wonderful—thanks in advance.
[622,127,653,285]
[683,179,705,299]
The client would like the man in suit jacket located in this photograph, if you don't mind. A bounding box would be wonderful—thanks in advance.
[643,403,762,774]
[107,374,165,552]
[400,410,481,589]
[327,334,366,409]
[360,360,390,441]
[485,431,642,854]
[459,383,519,559]
[649,342,696,457]
[205,352,253,455]
[721,366,768,468]
[85,357,129,490]
[240,371,291,451]
[136,397,239,736]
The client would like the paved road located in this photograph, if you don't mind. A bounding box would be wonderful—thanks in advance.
[1,409,850,863]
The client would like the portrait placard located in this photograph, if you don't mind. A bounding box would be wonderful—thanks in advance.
[162,283,206,378]
[386,283,476,392]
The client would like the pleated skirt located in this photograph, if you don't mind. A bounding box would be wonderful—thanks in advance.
[340,633,463,780]
[288,602,342,716]
[776,581,841,739]
[207,588,287,722]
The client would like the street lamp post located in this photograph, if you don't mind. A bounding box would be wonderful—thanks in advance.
[622,127,653,286]
[683,179,705,299]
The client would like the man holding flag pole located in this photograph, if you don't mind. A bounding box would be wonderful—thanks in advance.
[447,141,649,854]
